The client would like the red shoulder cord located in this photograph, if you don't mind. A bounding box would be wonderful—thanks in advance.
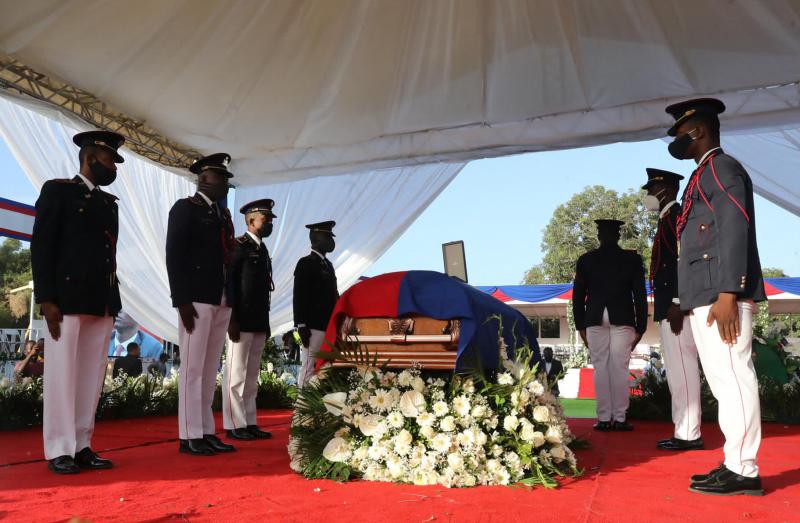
[675,151,720,240]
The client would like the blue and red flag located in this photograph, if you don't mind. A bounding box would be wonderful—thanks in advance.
[0,196,35,242]
[321,270,540,371]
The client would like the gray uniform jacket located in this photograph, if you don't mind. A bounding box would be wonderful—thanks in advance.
[677,149,766,311]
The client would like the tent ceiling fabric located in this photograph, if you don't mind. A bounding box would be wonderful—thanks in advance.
[2,0,800,184]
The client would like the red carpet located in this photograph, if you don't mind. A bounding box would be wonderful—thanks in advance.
[1,411,799,522]
[578,368,595,398]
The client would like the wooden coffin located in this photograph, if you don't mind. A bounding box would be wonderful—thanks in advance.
[335,315,460,369]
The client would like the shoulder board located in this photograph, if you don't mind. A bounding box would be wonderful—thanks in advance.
[223,208,231,217]
[235,235,248,244]
[98,190,119,202]
[188,194,205,206]
[625,249,638,254]
[50,178,79,184]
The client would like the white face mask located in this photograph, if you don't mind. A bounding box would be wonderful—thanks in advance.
[643,189,665,212]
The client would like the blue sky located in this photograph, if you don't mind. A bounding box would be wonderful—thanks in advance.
[3,137,798,285]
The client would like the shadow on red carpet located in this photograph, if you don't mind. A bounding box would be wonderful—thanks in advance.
[0,410,798,522]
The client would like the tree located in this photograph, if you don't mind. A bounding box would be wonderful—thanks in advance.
[1,238,32,328]
[522,185,657,284]
[762,267,788,278]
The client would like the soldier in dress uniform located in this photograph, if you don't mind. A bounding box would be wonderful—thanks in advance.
[665,98,766,496]
[572,220,648,432]
[166,153,237,456]
[31,130,125,474]
[293,221,339,387]
[643,168,704,451]
[223,198,277,441]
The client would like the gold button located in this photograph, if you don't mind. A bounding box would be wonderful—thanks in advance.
[740,284,746,289]
[65,276,70,281]
[78,208,84,213]
[700,224,706,230]
[702,253,708,260]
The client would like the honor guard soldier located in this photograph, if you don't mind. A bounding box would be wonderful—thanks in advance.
[31,130,125,474]
[665,98,766,496]
[293,221,339,387]
[643,168,703,451]
[166,153,237,456]
[572,219,648,432]
[223,199,277,441]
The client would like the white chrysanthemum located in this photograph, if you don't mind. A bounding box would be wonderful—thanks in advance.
[491,445,503,458]
[432,401,449,417]
[399,389,426,418]
[440,415,456,432]
[322,392,347,416]
[492,467,511,486]
[550,445,566,462]
[431,433,451,453]
[486,458,502,473]
[367,442,386,461]
[487,416,499,430]
[475,430,488,446]
[461,474,477,487]
[411,376,426,392]
[533,405,550,423]
[387,410,405,428]
[322,437,350,462]
[457,429,475,448]
[497,372,514,385]
[397,370,413,387]
[510,391,520,408]
[453,395,471,417]
[368,389,392,412]
[503,415,519,432]
[545,425,563,444]
[520,423,536,443]
[531,430,546,447]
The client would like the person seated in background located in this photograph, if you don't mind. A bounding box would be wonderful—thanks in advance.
[15,339,45,379]
[147,352,169,378]
[113,342,143,378]
[542,347,564,397]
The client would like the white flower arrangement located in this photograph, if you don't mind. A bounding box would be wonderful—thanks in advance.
[288,332,580,488]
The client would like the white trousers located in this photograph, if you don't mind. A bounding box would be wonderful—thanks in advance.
[177,302,231,439]
[298,329,325,388]
[222,331,267,429]
[43,314,113,460]
[586,309,636,422]
[659,317,702,440]
[690,301,761,477]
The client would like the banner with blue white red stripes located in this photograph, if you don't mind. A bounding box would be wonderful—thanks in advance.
[0,196,35,242]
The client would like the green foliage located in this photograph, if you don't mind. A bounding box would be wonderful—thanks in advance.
[523,185,657,284]
[0,239,33,328]
[0,376,43,430]
[762,267,789,278]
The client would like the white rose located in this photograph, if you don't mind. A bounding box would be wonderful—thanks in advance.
[497,372,514,385]
[545,425,562,444]
[420,425,435,439]
[533,405,550,423]
[471,405,486,419]
[432,401,449,417]
[503,415,519,432]
[322,392,347,416]
[411,376,426,392]
[550,445,566,462]
[447,453,465,471]
[417,411,435,427]
[440,416,456,432]
[531,431,546,447]
[358,414,383,437]
[528,380,545,396]
[322,437,350,462]
[431,434,451,453]
[399,390,426,418]
[397,370,413,387]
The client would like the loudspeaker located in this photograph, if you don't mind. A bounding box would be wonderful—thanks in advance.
[442,241,468,283]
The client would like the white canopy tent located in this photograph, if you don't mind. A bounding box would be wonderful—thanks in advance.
[1,0,799,341]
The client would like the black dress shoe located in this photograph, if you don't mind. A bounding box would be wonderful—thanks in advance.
[247,425,273,439]
[75,447,113,470]
[691,463,726,483]
[204,434,236,452]
[48,455,80,475]
[689,467,764,496]
[612,420,634,431]
[657,437,704,451]
[179,438,215,456]
[593,420,612,431]
[227,428,255,440]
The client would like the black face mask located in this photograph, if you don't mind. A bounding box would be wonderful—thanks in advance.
[668,132,695,160]
[90,160,117,186]
[544,354,553,363]
[261,223,274,238]
[197,179,229,202]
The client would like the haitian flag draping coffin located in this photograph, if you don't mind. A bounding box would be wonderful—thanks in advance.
[320,271,540,371]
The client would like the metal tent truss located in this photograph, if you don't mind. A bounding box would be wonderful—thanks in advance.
[0,55,199,169]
